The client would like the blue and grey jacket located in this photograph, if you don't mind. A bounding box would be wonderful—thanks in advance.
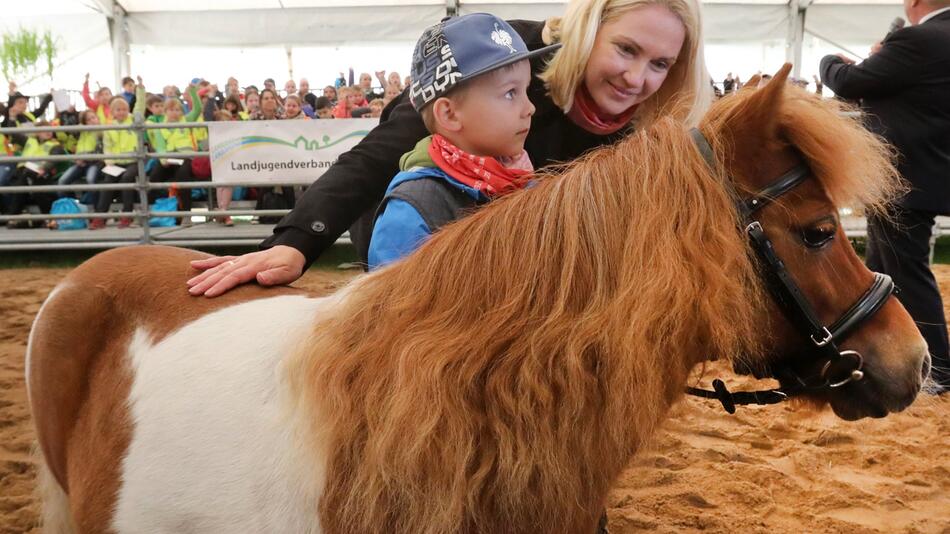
[368,137,487,269]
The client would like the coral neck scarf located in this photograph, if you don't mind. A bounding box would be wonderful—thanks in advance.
[428,134,534,198]
[566,85,638,135]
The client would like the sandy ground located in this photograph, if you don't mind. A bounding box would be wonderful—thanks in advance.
[1,263,948,533]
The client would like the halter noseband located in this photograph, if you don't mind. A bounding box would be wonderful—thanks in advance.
[685,129,897,413]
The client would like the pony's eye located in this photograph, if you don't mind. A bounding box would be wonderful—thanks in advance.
[801,222,836,248]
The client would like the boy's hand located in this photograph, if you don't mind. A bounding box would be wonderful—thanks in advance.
[8,81,16,94]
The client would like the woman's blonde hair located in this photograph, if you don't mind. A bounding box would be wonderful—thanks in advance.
[538,0,711,127]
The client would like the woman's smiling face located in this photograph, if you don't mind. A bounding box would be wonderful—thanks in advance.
[582,4,685,116]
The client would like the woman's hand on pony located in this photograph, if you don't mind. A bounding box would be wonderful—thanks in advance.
[186,245,306,297]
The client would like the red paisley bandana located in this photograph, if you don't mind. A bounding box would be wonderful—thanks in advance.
[566,85,638,135]
[428,134,534,198]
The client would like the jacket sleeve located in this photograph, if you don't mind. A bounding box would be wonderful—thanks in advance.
[367,198,432,270]
[33,93,52,117]
[819,29,928,99]
[81,80,97,109]
[259,91,429,267]
[184,86,202,122]
[133,85,147,117]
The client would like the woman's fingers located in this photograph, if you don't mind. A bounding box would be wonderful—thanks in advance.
[186,246,306,297]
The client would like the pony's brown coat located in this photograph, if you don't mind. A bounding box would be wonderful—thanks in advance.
[28,246,304,531]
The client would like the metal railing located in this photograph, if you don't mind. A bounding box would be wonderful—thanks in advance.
[0,116,306,249]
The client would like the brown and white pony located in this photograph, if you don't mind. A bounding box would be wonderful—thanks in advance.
[28,66,929,534]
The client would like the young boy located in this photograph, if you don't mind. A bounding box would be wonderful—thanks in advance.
[367,13,558,269]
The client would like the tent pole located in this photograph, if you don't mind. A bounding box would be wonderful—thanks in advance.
[95,0,131,91]
[786,0,810,78]
[112,5,131,90]
[286,45,294,82]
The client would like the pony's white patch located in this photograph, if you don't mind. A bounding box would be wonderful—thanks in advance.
[25,282,68,408]
[113,294,332,533]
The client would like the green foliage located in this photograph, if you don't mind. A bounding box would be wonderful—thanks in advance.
[0,27,59,82]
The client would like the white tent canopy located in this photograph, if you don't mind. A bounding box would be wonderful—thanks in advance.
[2,0,903,94]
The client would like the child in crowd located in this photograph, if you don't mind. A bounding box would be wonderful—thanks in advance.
[4,120,65,226]
[367,98,385,118]
[81,73,113,123]
[322,85,337,105]
[282,95,308,120]
[313,96,333,119]
[382,83,402,107]
[120,76,136,105]
[90,96,137,229]
[148,98,204,226]
[244,91,260,117]
[367,13,556,269]
[57,109,103,208]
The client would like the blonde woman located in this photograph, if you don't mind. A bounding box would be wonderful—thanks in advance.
[189,0,710,298]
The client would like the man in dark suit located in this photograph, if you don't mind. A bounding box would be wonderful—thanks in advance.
[820,0,950,393]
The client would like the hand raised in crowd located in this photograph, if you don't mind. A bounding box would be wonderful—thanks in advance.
[186,245,307,297]
[8,81,16,94]
[136,75,144,87]
[870,41,883,56]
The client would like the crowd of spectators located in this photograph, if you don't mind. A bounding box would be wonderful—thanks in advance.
[712,71,824,97]
[0,70,406,229]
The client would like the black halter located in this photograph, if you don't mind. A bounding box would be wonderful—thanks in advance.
[685,129,897,413]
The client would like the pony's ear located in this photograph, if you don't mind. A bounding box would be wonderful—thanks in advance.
[742,74,762,90]
[734,63,792,140]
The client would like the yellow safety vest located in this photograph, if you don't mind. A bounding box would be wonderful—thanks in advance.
[104,117,137,164]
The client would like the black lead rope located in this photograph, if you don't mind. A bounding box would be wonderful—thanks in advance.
[684,381,789,414]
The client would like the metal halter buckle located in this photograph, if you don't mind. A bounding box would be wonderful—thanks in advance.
[810,327,834,347]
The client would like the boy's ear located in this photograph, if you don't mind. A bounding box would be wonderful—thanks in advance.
[431,97,463,133]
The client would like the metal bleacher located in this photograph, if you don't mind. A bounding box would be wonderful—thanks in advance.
[0,119,329,251]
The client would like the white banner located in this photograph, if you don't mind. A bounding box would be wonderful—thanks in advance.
[208,119,375,184]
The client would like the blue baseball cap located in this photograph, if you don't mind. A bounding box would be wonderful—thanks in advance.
[409,13,561,110]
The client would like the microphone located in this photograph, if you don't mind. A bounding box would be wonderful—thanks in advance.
[888,17,905,36]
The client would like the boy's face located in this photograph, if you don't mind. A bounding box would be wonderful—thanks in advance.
[449,60,534,159]
[111,100,129,122]
[165,104,183,122]
[37,130,53,141]
[316,107,333,119]
[284,99,300,117]
[10,97,27,115]
[148,101,164,115]
[123,81,135,93]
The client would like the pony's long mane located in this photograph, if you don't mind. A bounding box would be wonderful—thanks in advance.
[287,86,898,534]
[290,116,762,534]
